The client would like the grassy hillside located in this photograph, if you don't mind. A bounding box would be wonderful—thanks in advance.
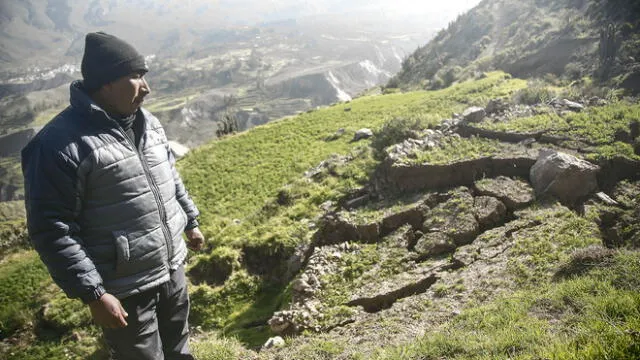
[390,0,640,92]
[2,71,639,359]
[179,72,526,238]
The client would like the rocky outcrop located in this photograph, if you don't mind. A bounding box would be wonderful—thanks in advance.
[314,212,379,245]
[530,150,599,206]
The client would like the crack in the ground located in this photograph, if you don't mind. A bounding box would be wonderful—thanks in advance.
[346,274,439,313]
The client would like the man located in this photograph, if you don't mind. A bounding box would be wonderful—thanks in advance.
[21,32,204,359]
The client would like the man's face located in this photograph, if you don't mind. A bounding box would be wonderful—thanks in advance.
[102,72,151,117]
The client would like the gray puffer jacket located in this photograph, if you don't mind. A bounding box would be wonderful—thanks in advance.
[22,81,199,301]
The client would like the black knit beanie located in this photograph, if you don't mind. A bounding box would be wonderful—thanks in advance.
[81,32,148,92]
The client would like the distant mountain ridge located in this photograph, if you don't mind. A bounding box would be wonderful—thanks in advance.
[0,0,451,70]
[391,0,640,92]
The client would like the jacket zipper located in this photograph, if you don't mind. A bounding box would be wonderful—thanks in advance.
[113,122,174,267]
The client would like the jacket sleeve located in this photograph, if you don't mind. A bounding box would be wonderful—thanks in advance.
[22,140,105,303]
[167,145,200,227]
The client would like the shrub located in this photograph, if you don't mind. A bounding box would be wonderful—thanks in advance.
[371,117,427,159]
[512,79,556,105]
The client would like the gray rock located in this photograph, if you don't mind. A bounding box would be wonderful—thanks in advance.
[263,336,286,349]
[530,150,599,206]
[353,128,374,141]
[268,309,313,335]
[561,99,585,111]
[475,176,535,211]
[462,106,486,123]
[473,196,507,229]
[595,192,619,206]
[413,232,457,257]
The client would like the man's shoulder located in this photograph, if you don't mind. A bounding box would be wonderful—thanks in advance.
[23,107,87,158]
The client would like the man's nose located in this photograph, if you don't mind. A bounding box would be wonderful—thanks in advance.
[141,78,151,95]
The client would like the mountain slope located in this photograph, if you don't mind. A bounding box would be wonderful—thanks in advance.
[391,0,640,91]
[3,72,640,359]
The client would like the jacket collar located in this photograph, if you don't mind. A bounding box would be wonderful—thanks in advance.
[70,80,111,118]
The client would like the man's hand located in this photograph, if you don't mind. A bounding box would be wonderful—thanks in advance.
[89,293,128,329]
[185,227,205,252]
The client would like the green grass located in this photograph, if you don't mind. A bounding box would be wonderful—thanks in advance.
[402,136,508,165]
[478,101,640,145]
[506,204,602,287]
[0,219,29,258]
[0,251,51,339]
[478,111,565,133]
[178,72,526,238]
[374,251,640,360]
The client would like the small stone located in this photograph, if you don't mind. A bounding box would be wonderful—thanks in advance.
[353,128,374,141]
[595,192,619,206]
[561,99,584,111]
[263,336,286,349]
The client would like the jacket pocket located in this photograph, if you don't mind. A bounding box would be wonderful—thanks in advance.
[113,231,130,271]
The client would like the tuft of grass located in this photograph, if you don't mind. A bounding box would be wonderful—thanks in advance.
[190,332,257,360]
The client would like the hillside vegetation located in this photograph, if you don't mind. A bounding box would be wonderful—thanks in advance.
[390,0,640,92]
[2,71,640,359]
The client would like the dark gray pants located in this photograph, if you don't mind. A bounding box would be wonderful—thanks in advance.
[103,265,195,360]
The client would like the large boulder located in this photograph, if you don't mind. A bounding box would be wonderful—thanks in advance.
[530,150,599,206]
